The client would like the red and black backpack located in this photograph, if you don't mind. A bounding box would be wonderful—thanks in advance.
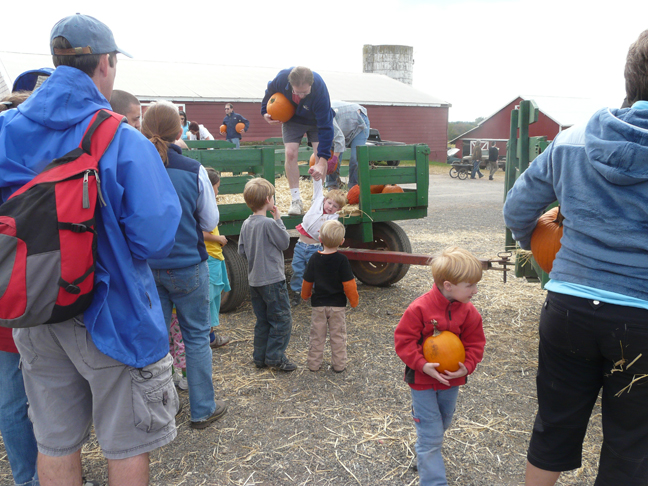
[0,109,124,328]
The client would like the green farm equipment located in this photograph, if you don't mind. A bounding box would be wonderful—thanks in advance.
[503,99,551,285]
[182,142,431,312]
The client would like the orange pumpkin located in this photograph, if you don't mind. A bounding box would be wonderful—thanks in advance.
[382,184,403,194]
[347,185,360,204]
[266,92,295,123]
[423,323,465,374]
[236,122,245,133]
[346,185,386,205]
[219,124,227,134]
[530,206,564,274]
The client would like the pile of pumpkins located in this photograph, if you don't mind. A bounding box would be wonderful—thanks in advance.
[346,184,403,204]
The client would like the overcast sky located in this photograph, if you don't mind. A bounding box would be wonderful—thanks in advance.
[1,0,645,121]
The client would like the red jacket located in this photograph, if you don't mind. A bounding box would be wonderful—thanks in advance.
[394,284,485,390]
[0,327,18,353]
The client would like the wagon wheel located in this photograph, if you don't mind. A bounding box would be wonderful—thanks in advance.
[348,222,412,287]
[220,241,249,313]
[458,170,468,180]
[449,167,459,178]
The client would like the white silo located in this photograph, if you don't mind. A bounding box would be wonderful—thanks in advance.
[362,45,414,85]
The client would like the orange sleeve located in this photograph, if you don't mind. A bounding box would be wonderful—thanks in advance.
[301,281,313,300]
[343,279,359,308]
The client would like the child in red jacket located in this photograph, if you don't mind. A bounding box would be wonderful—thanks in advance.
[394,246,485,486]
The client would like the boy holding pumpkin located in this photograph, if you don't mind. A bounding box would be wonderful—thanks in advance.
[394,246,485,486]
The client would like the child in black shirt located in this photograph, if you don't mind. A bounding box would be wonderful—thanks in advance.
[301,220,359,372]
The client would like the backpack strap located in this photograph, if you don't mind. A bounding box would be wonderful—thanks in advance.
[80,109,124,159]
[9,110,125,199]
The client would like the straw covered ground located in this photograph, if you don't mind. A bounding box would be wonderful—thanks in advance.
[0,169,604,485]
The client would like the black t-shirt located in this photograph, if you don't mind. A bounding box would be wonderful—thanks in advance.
[303,251,355,307]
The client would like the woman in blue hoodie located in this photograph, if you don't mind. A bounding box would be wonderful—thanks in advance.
[503,30,648,486]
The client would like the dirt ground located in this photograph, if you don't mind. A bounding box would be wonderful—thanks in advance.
[0,168,604,486]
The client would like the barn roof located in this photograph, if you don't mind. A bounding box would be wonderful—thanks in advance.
[0,52,450,108]
[450,94,607,142]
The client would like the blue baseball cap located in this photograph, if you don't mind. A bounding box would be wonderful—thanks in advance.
[50,13,132,58]
[12,68,54,92]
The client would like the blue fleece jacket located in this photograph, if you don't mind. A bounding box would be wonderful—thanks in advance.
[222,112,249,140]
[503,107,648,300]
[261,68,335,160]
[0,66,182,368]
[148,145,216,270]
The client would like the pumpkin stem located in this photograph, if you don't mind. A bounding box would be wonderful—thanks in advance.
[432,320,441,336]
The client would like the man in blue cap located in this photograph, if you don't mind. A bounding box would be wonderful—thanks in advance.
[1,14,183,486]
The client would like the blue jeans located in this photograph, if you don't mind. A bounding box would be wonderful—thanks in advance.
[411,386,459,486]
[326,113,370,190]
[249,281,292,366]
[290,241,322,292]
[227,138,241,149]
[152,261,216,421]
[470,160,483,178]
[0,351,39,486]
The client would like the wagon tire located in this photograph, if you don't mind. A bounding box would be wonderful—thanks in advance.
[449,167,459,178]
[348,222,412,287]
[220,241,248,313]
[458,170,468,180]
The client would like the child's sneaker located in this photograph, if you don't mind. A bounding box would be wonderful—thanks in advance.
[177,376,188,390]
[290,292,301,308]
[210,331,230,348]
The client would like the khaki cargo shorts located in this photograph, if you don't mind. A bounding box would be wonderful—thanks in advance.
[14,318,178,460]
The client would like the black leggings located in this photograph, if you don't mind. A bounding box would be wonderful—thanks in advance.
[528,291,648,486]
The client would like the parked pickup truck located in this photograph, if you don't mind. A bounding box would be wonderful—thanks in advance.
[366,129,405,166]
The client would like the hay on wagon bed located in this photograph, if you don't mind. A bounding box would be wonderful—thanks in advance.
[216,174,319,215]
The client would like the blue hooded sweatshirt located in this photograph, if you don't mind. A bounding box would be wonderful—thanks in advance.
[261,67,335,160]
[503,107,648,301]
[0,66,182,368]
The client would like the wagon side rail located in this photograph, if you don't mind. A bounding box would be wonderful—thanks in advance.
[345,144,430,242]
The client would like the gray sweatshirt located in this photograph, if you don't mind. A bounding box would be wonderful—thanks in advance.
[238,215,291,287]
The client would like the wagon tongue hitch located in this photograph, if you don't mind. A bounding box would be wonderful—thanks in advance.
[338,249,512,283]
[483,251,513,283]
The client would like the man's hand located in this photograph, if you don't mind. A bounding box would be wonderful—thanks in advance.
[264,113,280,125]
[308,158,327,181]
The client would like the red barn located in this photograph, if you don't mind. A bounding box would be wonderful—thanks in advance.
[451,95,606,159]
[0,52,451,162]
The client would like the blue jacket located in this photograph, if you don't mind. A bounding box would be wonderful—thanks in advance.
[261,68,335,160]
[0,66,182,368]
[222,112,249,140]
[503,107,648,300]
[148,145,217,269]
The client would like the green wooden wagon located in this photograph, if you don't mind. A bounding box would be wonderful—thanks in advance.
[182,142,431,312]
